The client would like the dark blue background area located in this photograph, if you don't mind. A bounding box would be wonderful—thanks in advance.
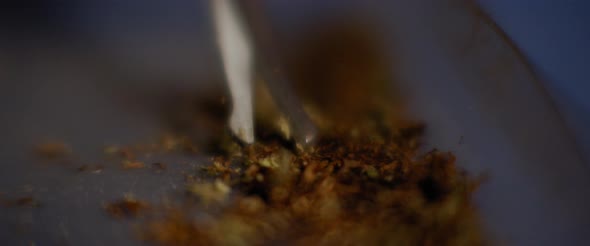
[478,0,590,165]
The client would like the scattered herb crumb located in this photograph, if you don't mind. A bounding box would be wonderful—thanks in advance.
[122,160,146,170]
[152,162,167,172]
[2,196,42,208]
[104,196,150,219]
[77,164,104,174]
[34,141,71,160]
[186,179,231,205]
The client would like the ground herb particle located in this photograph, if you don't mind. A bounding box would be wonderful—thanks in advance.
[152,162,168,172]
[104,197,150,219]
[34,141,71,160]
[2,196,42,208]
[122,160,146,170]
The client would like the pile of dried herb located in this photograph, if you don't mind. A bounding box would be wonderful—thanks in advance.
[138,119,484,246]
[111,21,485,246]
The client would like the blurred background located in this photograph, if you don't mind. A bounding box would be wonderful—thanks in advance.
[3,0,588,157]
[0,0,589,245]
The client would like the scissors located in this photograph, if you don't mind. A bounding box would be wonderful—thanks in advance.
[211,0,317,146]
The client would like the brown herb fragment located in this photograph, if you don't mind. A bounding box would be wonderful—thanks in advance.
[186,179,231,205]
[34,141,71,160]
[152,162,167,172]
[122,160,146,170]
[76,164,104,174]
[2,196,42,208]
[104,197,150,219]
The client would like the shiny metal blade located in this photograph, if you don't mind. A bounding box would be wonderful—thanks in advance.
[211,0,255,143]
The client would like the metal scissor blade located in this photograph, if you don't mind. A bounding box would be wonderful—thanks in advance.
[211,0,255,143]
[237,1,317,146]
